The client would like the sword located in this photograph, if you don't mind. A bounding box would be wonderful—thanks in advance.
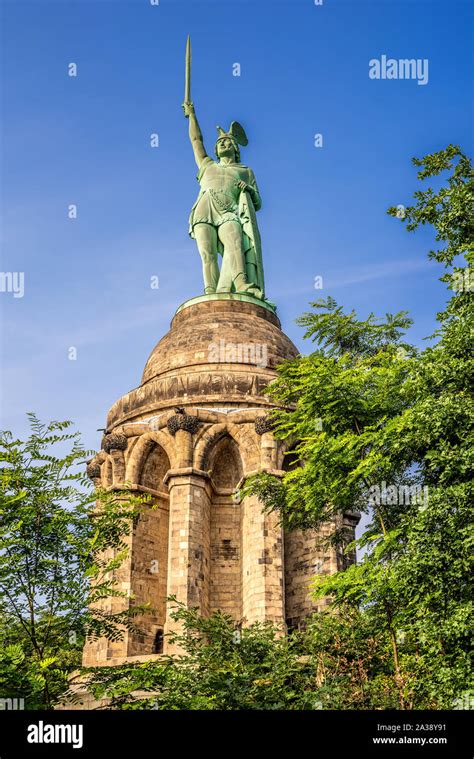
[184,35,191,105]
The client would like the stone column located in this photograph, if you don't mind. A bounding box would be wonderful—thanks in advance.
[260,430,279,469]
[82,509,134,666]
[238,416,286,628]
[241,492,285,627]
[163,468,211,653]
[83,447,133,666]
[175,428,193,467]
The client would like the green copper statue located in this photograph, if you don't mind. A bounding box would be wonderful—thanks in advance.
[182,37,265,299]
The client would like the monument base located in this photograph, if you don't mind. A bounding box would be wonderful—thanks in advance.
[175,291,277,316]
[81,298,359,668]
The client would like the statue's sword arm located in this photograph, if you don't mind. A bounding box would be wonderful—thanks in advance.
[188,111,207,167]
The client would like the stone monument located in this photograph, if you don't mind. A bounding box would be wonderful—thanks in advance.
[82,38,359,669]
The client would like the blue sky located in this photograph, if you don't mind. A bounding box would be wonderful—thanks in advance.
[1,0,472,451]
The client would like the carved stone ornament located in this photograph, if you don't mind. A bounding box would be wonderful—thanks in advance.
[254,415,275,435]
[86,460,101,480]
[102,432,128,453]
[167,413,201,435]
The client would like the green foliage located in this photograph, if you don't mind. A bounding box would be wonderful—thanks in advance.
[387,144,473,266]
[85,600,440,711]
[0,415,147,708]
[245,145,473,709]
[86,601,320,710]
[243,300,416,531]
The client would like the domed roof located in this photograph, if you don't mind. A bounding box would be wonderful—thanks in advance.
[106,296,298,429]
[141,297,298,385]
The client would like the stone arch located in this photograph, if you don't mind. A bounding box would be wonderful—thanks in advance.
[208,435,243,490]
[195,422,260,474]
[125,431,175,485]
[207,433,244,620]
[140,444,171,493]
[124,434,172,657]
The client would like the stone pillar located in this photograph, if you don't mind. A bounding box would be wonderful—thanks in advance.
[163,468,211,653]
[82,509,134,666]
[240,417,286,627]
[241,493,285,627]
[102,432,128,485]
[260,430,279,469]
[175,428,193,467]
[110,449,125,485]
[284,527,325,629]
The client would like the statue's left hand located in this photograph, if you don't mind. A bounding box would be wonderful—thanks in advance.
[237,180,250,192]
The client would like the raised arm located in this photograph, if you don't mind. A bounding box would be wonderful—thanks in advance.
[182,102,208,169]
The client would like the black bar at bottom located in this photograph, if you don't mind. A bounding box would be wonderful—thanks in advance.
[0,709,470,758]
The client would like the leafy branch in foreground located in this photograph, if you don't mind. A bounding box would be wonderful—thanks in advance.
[0,414,149,708]
[244,145,473,709]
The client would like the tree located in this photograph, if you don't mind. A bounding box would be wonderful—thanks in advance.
[245,145,473,709]
[0,414,147,708]
[84,601,404,710]
[85,601,321,710]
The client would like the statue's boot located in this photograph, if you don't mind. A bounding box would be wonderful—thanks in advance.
[233,272,262,298]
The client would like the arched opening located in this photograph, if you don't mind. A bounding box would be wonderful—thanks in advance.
[282,446,300,473]
[140,443,170,492]
[152,628,164,654]
[129,442,171,656]
[208,435,243,619]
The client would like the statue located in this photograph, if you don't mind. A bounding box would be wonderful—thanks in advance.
[182,37,265,300]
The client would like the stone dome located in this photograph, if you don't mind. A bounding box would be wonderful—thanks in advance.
[106,296,298,428]
[142,296,298,384]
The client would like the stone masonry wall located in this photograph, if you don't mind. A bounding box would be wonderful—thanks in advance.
[210,495,242,618]
[81,299,360,669]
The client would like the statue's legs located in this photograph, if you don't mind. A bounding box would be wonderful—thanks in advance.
[194,222,219,294]
[216,242,233,292]
[216,221,248,293]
